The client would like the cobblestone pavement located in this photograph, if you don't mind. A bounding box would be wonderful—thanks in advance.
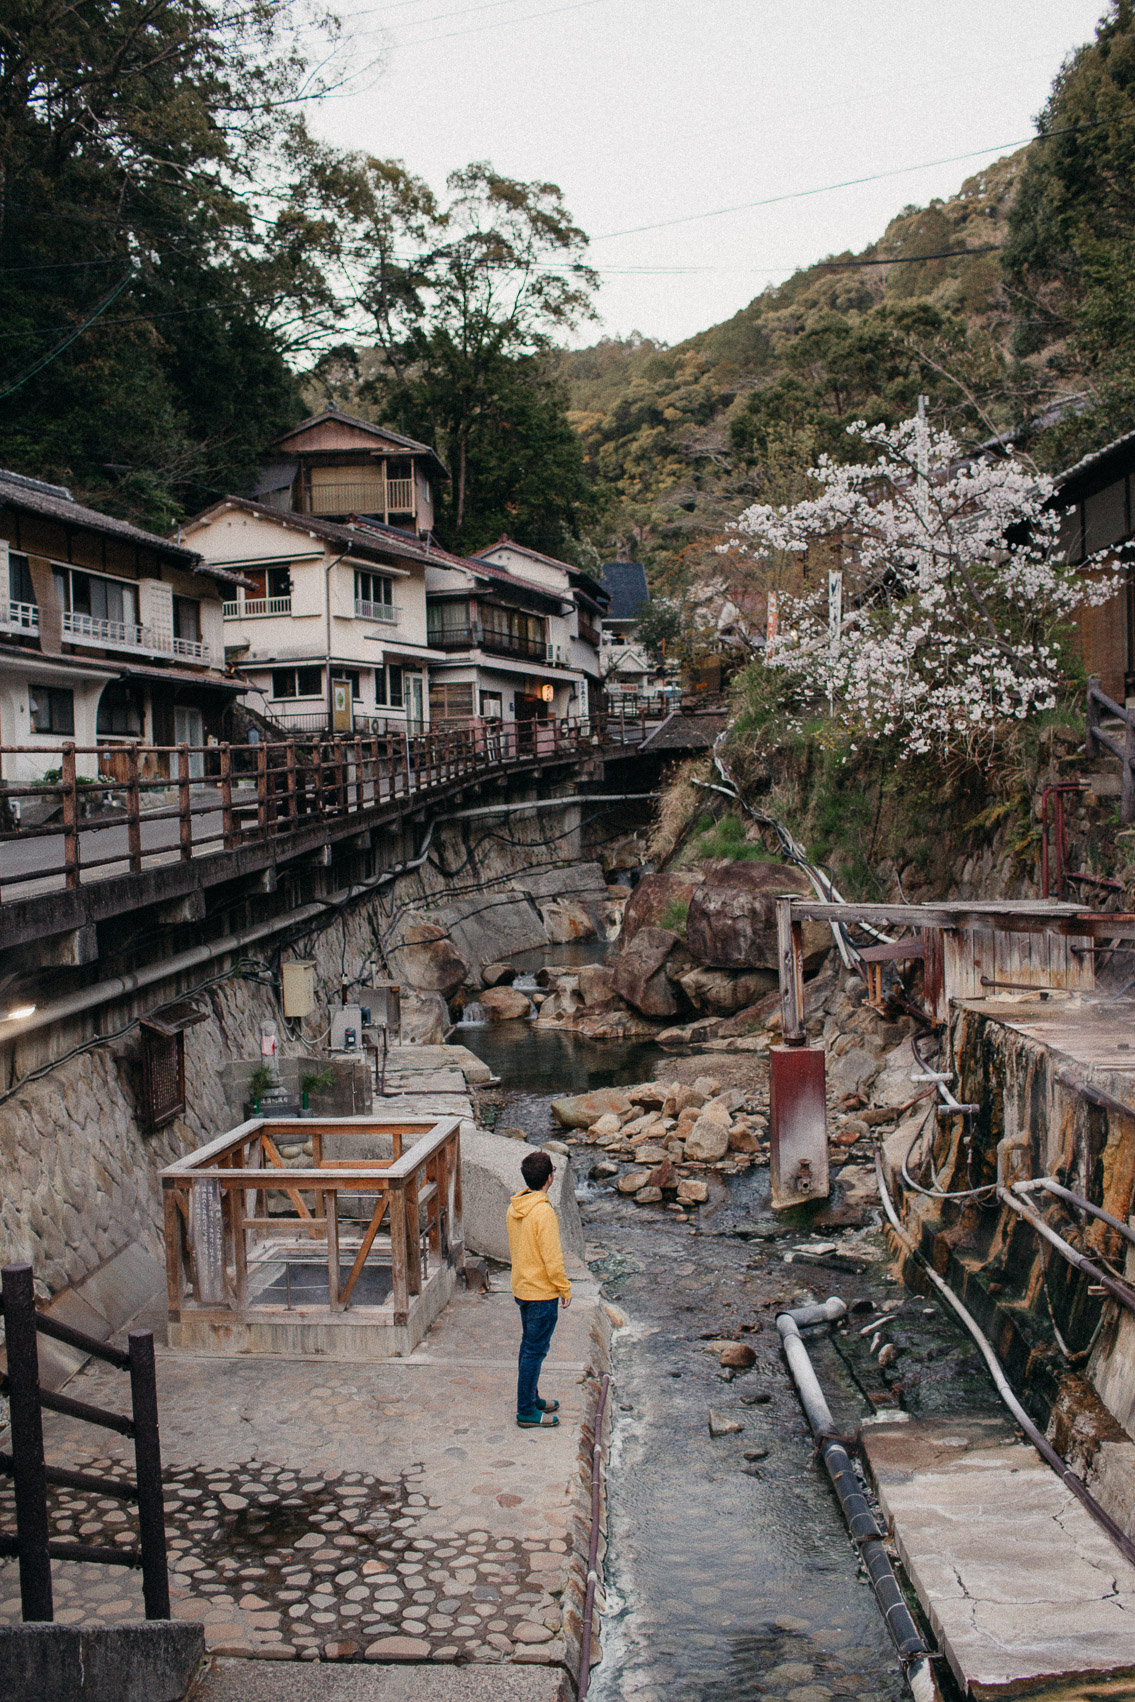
[0,1277,600,1676]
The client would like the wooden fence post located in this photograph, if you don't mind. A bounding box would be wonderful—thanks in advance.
[177,743,192,861]
[776,896,806,1044]
[125,741,142,874]
[61,741,80,890]
[1086,676,1101,760]
[2,1263,53,1622]
[127,1330,170,1620]
[219,742,235,849]
[1124,703,1135,826]
[255,741,268,835]
[285,739,298,829]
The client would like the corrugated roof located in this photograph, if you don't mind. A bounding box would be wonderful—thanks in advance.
[601,561,649,622]
[0,468,200,566]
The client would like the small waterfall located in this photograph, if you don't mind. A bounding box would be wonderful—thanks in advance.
[458,1000,488,1026]
[512,972,540,992]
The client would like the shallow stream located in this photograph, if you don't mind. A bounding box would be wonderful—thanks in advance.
[460,969,988,1702]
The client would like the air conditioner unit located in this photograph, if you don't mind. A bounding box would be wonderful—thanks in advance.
[546,643,555,661]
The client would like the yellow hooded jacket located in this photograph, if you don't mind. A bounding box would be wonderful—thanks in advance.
[507,1189,572,1302]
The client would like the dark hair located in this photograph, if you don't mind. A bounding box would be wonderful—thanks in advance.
[521,1150,554,1190]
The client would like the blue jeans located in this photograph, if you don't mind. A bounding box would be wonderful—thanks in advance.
[516,1297,560,1416]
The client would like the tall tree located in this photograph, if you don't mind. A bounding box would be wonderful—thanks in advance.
[0,0,357,524]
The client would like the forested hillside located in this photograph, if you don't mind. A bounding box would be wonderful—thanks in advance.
[563,1,1135,588]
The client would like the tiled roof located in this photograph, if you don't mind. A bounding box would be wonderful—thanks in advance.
[601,561,649,622]
[477,535,609,606]
[272,407,448,476]
[0,468,200,566]
[183,499,439,568]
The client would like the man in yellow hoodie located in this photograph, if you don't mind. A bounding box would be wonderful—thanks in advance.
[506,1149,572,1429]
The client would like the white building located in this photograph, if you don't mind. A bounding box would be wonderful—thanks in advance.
[0,468,241,782]
[180,501,435,735]
[473,537,606,718]
[425,539,597,732]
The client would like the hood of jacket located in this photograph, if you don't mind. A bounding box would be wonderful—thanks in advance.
[508,1188,549,1219]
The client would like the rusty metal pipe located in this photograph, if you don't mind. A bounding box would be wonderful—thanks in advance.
[875,1150,1135,1573]
[1014,1177,1135,1248]
[999,1188,1135,1314]
[1054,1069,1135,1123]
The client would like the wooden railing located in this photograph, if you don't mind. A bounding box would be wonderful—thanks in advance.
[0,714,611,904]
[160,1115,462,1329]
[1086,675,1135,822]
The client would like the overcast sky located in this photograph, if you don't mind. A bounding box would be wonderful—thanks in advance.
[312,0,1108,348]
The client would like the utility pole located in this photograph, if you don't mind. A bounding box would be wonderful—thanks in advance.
[916,393,931,595]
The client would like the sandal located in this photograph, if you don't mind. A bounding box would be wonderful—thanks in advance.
[536,1398,560,1413]
[516,1411,560,1428]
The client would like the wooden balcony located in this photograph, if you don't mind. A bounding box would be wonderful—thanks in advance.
[161,1113,463,1359]
[300,478,416,517]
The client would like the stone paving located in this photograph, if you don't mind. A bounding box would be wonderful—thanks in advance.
[0,1277,601,1677]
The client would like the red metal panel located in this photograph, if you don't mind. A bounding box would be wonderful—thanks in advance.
[769,1045,829,1209]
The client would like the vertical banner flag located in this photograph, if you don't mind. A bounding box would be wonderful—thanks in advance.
[828,570,842,654]
[766,589,779,645]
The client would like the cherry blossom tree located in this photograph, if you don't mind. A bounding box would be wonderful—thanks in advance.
[723,416,1118,757]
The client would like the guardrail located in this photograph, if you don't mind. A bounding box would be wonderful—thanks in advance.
[0,715,611,903]
[1086,675,1135,822]
[160,1115,462,1331]
[0,1263,169,1623]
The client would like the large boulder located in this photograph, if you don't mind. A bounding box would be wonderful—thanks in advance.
[620,871,704,945]
[399,990,451,1045]
[685,1102,732,1161]
[481,961,516,988]
[577,963,617,1009]
[685,863,828,971]
[394,922,470,996]
[480,985,533,1022]
[677,966,778,1015]
[613,926,689,1019]
[551,1088,632,1128]
[540,900,595,943]
[459,1127,584,1262]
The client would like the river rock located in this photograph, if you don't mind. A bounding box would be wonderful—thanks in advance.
[686,1104,732,1162]
[665,1084,705,1116]
[589,1112,622,1137]
[693,1075,722,1097]
[590,1162,619,1179]
[480,985,533,1022]
[620,870,705,944]
[678,966,779,1015]
[576,1008,662,1040]
[647,1156,674,1189]
[728,1125,760,1153]
[577,963,617,1009]
[827,1045,881,1098]
[708,1410,744,1437]
[677,1178,709,1204]
[541,900,595,943]
[634,1144,667,1165]
[719,1342,757,1370]
[634,1185,663,1204]
[627,1080,667,1109]
[685,863,828,971]
[617,1170,652,1194]
[481,961,516,987]
[496,1126,529,1142]
[395,921,470,996]
[552,1088,633,1129]
[399,990,450,1045]
[613,926,689,1019]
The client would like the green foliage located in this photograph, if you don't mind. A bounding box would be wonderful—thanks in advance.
[247,1064,276,1103]
[632,597,683,660]
[300,1066,336,1096]
[659,897,690,932]
[0,0,345,526]
[687,813,773,863]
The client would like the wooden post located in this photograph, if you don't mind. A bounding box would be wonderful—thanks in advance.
[125,740,142,875]
[449,1129,464,1266]
[163,1187,184,1321]
[255,741,268,834]
[389,1189,409,1325]
[405,1172,422,1296]
[1124,702,1135,826]
[326,1187,340,1310]
[61,740,80,890]
[127,1330,170,1620]
[776,896,806,1044]
[403,731,412,798]
[177,743,191,861]
[353,734,364,814]
[285,739,298,829]
[2,1264,53,1622]
[1086,676,1101,760]
[219,742,235,849]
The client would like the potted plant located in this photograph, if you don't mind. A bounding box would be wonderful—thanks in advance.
[247,1063,276,1114]
[299,1065,335,1116]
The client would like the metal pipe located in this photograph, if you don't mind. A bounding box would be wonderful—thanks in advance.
[1054,1069,1135,1124]
[874,1149,1135,1572]
[998,1187,1135,1315]
[1014,1177,1135,1249]
[777,1301,938,1702]
[576,1371,610,1700]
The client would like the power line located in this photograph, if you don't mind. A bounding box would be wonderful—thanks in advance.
[0,269,135,399]
[590,121,1104,243]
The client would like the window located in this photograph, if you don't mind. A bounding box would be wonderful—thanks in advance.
[429,682,475,721]
[29,685,75,734]
[97,683,143,736]
[388,665,403,709]
[172,597,199,641]
[271,666,323,699]
[428,601,471,644]
[8,552,35,606]
[56,568,138,627]
[355,571,393,606]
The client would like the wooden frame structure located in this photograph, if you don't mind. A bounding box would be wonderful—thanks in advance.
[775,896,1135,1032]
[160,1113,463,1359]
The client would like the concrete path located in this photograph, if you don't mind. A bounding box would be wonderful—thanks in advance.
[192,1657,565,1700]
[862,1413,1135,1698]
[0,1277,603,1679]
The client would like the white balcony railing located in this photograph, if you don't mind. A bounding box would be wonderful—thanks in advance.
[0,600,39,631]
[172,635,210,661]
[354,598,400,624]
[63,610,146,647]
[222,596,292,619]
